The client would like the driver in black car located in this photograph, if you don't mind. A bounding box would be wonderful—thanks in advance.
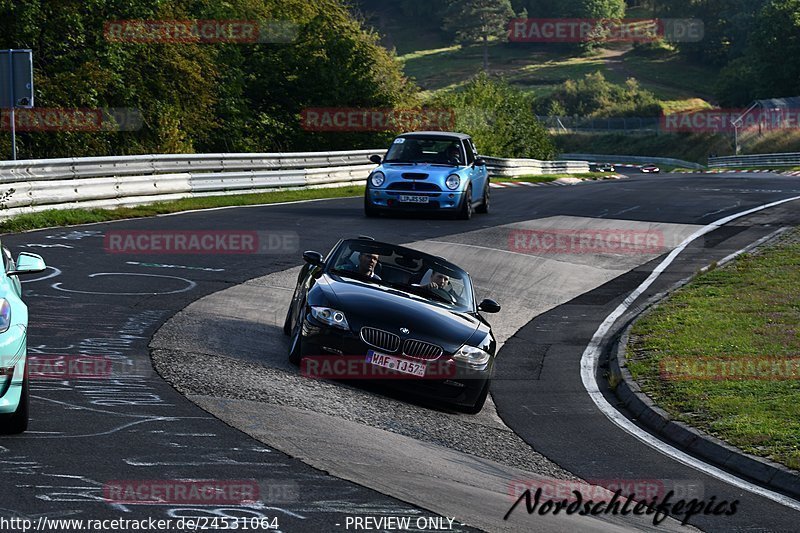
[423,270,458,302]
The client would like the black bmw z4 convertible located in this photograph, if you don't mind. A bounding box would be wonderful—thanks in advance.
[283,237,501,414]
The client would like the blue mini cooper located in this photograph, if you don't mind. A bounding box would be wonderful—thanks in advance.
[364,132,489,219]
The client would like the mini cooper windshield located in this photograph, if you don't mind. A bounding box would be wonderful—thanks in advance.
[328,240,475,312]
[383,136,465,166]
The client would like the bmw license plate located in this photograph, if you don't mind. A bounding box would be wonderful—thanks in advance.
[366,350,426,377]
[398,195,429,204]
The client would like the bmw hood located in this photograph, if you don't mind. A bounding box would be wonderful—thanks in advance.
[319,275,481,351]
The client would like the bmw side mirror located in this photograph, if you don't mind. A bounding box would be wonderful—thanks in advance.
[369,154,382,164]
[474,158,486,167]
[8,252,47,276]
[478,299,501,313]
[302,251,324,266]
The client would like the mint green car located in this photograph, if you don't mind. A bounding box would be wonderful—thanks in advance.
[0,249,47,434]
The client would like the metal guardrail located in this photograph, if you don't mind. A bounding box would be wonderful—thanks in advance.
[708,152,800,168]
[560,153,705,170]
[482,156,589,177]
[0,151,590,218]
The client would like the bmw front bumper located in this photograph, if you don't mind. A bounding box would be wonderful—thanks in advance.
[299,316,491,409]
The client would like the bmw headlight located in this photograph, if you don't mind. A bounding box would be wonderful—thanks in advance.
[311,306,349,330]
[452,344,490,368]
[370,171,386,187]
[0,299,10,334]
[445,174,460,190]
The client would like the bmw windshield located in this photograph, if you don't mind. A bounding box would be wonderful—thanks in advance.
[327,240,475,312]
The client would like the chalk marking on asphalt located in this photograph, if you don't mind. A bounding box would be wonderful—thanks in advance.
[580,194,800,511]
[610,205,640,217]
[125,261,225,272]
[51,273,197,295]
[20,266,62,284]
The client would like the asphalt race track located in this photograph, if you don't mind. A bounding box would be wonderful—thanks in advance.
[1,170,799,532]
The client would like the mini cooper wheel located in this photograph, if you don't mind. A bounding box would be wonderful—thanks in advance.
[475,182,489,214]
[457,186,473,220]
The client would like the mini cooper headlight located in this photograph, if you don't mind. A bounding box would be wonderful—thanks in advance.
[445,174,460,190]
[0,299,10,334]
[452,344,491,368]
[370,172,386,187]
[311,306,349,330]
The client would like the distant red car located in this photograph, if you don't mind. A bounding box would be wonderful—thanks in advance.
[640,164,660,173]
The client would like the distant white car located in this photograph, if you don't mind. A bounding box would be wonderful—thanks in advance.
[595,163,615,172]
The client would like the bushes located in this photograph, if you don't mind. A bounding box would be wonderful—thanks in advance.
[537,71,662,118]
[429,73,555,159]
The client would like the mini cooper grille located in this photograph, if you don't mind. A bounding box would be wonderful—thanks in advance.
[402,173,429,179]
[402,339,444,360]
[387,182,441,191]
[360,327,400,353]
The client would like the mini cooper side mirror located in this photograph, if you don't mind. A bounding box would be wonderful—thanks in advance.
[369,154,382,164]
[474,158,486,167]
[478,299,501,313]
[303,251,324,266]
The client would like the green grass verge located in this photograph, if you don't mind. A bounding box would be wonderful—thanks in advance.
[399,42,611,96]
[0,185,365,234]
[627,231,800,470]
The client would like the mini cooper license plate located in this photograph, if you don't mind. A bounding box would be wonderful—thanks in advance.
[366,350,426,377]
[398,195,429,204]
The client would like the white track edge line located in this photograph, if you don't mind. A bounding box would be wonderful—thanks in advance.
[580,194,800,511]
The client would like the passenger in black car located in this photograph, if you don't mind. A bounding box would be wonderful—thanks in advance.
[339,252,382,280]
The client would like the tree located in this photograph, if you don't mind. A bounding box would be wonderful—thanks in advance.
[442,0,515,71]
[430,73,556,159]
[660,0,769,66]
[0,0,416,158]
[715,0,800,104]
[748,0,800,99]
